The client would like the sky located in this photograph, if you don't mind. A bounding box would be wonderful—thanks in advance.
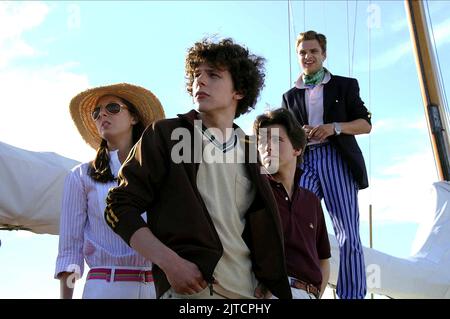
[0,0,449,298]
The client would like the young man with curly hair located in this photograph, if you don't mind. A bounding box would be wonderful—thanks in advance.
[105,38,292,299]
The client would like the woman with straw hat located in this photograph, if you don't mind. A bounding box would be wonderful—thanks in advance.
[54,83,165,299]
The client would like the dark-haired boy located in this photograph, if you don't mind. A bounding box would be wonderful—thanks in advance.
[105,38,291,299]
[255,108,331,299]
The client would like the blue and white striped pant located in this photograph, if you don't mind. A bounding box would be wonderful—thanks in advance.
[300,143,367,299]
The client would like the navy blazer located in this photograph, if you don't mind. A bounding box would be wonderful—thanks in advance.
[282,74,371,190]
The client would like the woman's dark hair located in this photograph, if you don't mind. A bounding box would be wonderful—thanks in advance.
[88,97,145,183]
[253,108,307,165]
[185,37,266,118]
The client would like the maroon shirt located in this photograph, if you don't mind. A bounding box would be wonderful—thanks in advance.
[268,170,331,290]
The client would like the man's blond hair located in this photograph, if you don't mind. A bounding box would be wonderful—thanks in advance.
[296,30,327,53]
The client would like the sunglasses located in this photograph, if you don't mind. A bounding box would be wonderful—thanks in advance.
[91,102,128,120]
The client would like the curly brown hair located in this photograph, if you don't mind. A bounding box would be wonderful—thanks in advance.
[185,37,266,118]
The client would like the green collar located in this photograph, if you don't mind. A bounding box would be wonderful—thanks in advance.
[303,68,325,87]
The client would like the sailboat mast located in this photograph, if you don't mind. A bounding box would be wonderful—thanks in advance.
[405,0,450,181]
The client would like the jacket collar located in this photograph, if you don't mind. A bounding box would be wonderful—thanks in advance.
[177,109,200,125]
[177,109,255,163]
[177,109,243,132]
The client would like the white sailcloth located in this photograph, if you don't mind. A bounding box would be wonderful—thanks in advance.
[0,141,79,234]
[328,181,450,298]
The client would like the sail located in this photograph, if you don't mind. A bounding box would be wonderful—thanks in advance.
[0,141,79,235]
[327,181,450,298]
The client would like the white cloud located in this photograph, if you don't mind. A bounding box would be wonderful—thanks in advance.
[355,17,450,73]
[371,118,428,134]
[390,18,409,33]
[431,18,450,47]
[0,1,94,163]
[0,64,94,163]
[0,2,49,40]
[0,39,37,68]
[363,41,412,72]
[0,1,49,67]
[359,150,438,224]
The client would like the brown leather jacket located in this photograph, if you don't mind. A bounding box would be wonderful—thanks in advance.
[105,110,292,299]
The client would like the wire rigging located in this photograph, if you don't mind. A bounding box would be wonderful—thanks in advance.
[351,1,359,77]
[303,0,306,31]
[346,0,351,76]
[322,1,330,69]
[425,0,450,126]
[288,0,293,87]
[368,0,372,192]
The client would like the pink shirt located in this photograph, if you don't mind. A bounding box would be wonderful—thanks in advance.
[295,71,331,145]
[55,150,150,278]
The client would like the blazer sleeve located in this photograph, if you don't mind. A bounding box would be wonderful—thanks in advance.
[105,121,168,245]
[346,78,372,125]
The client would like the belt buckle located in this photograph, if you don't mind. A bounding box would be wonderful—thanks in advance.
[307,284,319,299]
[140,270,148,284]
[290,278,297,289]
[107,269,112,282]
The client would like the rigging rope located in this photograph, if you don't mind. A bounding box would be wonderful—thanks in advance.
[351,1,358,77]
[322,0,330,69]
[347,0,351,76]
[303,0,306,31]
[289,0,297,38]
[287,0,299,88]
[368,0,372,194]
[368,0,373,248]
[345,1,359,77]
[425,0,450,126]
[288,0,293,87]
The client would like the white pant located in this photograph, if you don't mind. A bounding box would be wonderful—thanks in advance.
[270,288,317,300]
[82,266,156,299]
[291,287,317,299]
[160,287,226,299]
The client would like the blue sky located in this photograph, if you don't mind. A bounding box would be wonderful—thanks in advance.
[0,1,448,298]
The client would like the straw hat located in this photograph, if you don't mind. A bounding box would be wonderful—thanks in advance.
[69,83,165,149]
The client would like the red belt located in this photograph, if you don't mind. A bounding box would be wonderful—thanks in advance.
[87,268,153,283]
[290,277,320,299]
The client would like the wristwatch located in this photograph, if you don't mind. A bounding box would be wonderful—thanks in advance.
[333,122,342,136]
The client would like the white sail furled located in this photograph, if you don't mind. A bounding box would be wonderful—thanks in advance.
[328,181,450,298]
[0,141,79,235]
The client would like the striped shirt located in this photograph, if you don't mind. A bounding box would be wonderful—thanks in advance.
[54,150,150,278]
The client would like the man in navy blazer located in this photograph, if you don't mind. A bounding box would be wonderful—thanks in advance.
[282,30,372,299]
